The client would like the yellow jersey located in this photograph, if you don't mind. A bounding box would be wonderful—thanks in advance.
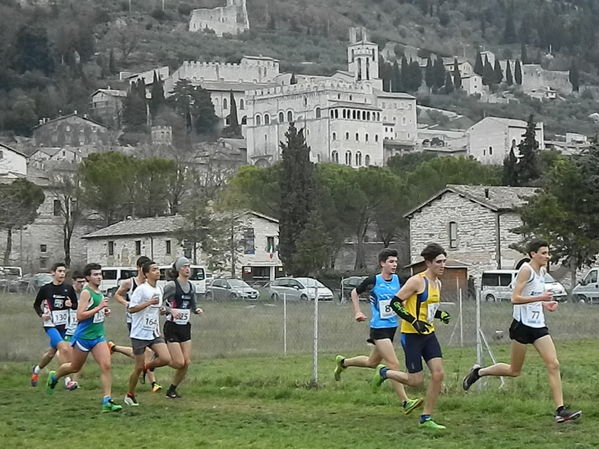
[400,273,441,334]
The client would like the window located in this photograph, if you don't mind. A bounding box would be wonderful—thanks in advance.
[165,240,171,255]
[223,98,228,109]
[402,117,406,125]
[108,241,114,256]
[241,116,247,125]
[303,96,308,106]
[355,133,359,141]
[315,107,321,118]
[264,114,270,125]
[345,150,352,165]
[255,114,261,126]
[489,146,493,155]
[53,200,61,216]
[40,244,47,253]
[349,95,352,101]
[365,154,370,165]
[287,111,293,122]
[239,99,245,110]
[135,240,141,256]
[365,133,369,142]
[352,110,356,120]
[332,150,339,163]
[243,228,255,254]
[449,221,458,248]
[375,135,379,142]
[355,151,362,166]
[345,132,349,140]
[266,236,276,253]
[279,112,284,122]
[332,132,337,141]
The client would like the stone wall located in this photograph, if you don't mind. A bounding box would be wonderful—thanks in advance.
[188,0,249,36]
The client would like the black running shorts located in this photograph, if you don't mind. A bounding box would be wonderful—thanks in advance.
[509,319,549,345]
[164,321,192,343]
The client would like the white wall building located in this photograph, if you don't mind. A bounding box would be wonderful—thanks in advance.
[188,0,250,36]
[0,143,27,176]
[467,116,545,165]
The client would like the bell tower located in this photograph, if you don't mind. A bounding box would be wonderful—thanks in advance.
[347,27,379,83]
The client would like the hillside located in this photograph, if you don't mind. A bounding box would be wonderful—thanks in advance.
[1,0,599,137]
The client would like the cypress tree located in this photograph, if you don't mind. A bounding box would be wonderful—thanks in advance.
[474,51,484,76]
[493,59,503,85]
[502,147,518,186]
[514,114,541,186]
[506,60,514,85]
[409,59,422,91]
[425,55,434,88]
[392,60,402,92]
[278,124,315,276]
[569,62,580,92]
[433,56,446,90]
[149,71,165,120]
[452,58,462,89]
[443,71,454,94]
[482,56,494,86]
[515,59,523,85]
[400,56,409,91]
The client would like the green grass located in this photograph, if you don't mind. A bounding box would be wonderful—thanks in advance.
[1,293,598,448]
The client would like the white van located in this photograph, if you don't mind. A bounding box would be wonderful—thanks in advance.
[100,267,137,295]
[572,267,599,303]
[481,269,567,302]
[157,265,207,295]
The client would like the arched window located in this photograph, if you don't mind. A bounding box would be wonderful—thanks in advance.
[223,98,228,110]
[255,114,261,126]
[349,95,353,101]
[241,116,247,125]
[375,134,379,142]
[489,146,493,155]
[345,150,352,165]
[342,109,347,119]
[315,107,321,119]
[332,150,339,163]
[264,114,270,125]
[365,154,370,165]
[279,112,284,122]
[287,111,293,122]
[355,133,359,141]
[352,110,357,120]
[304,96,308,106]
[332,132,337,141]
[345,132,349,140]
[239,99,245,110]
[366,111,370,120]
[355,151,362,166]
[449,221,458,248]
[365,133,369,142]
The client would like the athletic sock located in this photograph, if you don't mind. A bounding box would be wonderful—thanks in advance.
[64,376,72,386]
[340,358,346,368]
[380,367,389,379]
[127,392,135,398]
[33,365,41,374]
[419,414,431,424]
[168,384,177,391]
[556,405,564,413]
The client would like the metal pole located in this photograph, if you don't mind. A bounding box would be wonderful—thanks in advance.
[458,283,463,347]
[312,284,319,384]
[476,286,483,389]
[283,292,287,356]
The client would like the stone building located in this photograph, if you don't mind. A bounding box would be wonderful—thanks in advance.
[82,211,283,281]
[466,116,545,165]
[188,0,250,36]
[89,88,127,128]
[0,143,27,176]
[32,113,114,148]
[404,184,538,279]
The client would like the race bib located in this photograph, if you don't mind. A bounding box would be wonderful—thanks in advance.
[427,303,439,323]
[51,310,68,326]
[142,315,158,332]
[520,303,545,327]
[378,299,394,319]
[93,309,105,324]
[173,308,190,325]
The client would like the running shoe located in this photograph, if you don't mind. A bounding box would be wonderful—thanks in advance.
[333,355,346,381]
[66,380,79,391]
[151,382,163,393]
[124,394,139,406]
[102,400,123,413]
[555,407,582,423]
[403,397,424,415]
[371,364,387,392]
[107,341,116,354]
[165,389,181,399]
[45,370,58,395]
[420,418,446,430]
[462,364,481,391]
[31,366,39,387]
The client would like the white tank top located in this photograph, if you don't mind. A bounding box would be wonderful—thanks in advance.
[512,262,546,328]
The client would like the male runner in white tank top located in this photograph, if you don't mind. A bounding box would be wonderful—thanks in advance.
[462,239,581,423]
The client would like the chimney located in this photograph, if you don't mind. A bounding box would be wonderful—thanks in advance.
[484,188,490,199]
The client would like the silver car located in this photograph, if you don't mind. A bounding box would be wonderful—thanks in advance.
[268,277,334,301]
[206,278,259,301]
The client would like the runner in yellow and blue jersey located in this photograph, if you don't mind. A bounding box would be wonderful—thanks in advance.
[333,248,423,415]
[45,263,122,413]
[371,243,451,430]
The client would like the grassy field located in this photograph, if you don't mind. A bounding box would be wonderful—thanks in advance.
[1,294,598,448]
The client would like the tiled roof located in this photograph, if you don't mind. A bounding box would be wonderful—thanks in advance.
[83,215,183,239]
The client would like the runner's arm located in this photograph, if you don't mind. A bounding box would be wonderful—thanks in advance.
[33,286,46,316]
[113,278,131,306]
[76,289,106,321]
[511,266,552,304]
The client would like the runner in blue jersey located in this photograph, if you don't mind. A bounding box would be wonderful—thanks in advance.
[334,248,422,415]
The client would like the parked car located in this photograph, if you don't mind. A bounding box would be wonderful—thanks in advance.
[206,278,259,301]
[339,276,368,301]
[99,267,138,295]
[157,265,208,295]
[572,267,599,303]
[268,277,334,301]
[481,269,567,302]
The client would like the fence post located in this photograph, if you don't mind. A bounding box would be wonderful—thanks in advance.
[459,286,463,347]
[283,292,287,356]
[311,285,319,385]
[476,286,483,389]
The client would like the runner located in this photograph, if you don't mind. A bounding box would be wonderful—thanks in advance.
[124,260,171,406]
[371,243,451,430]
[31,263,78,390]
[45,263,122,413]
[163,257,203,399]
[333,248,422,415]
[112,255,162,392]
[62,271,87,389]
[463,239,582,423]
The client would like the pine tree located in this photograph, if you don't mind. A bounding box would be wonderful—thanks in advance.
[515,59,523,85]
[425,55,434,88]
[514,114,541,186]
[506,60,514,85]
[149,71,165,120]
[569,62,580,92]
[474,51,484,76]
[493,59,503,85]
[452,58,462,89]
[278,124,315,276]
[502,147,518,186]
